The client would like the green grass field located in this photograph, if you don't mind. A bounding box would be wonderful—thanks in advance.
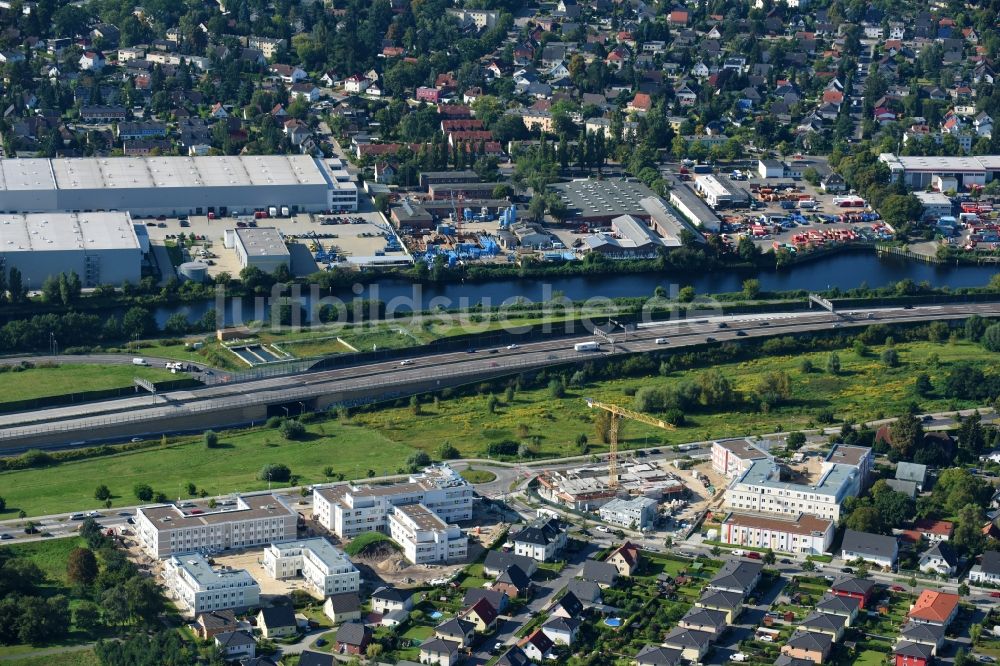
[1,339,996,518]
[343,531,399,557]
[0,364,176,404]
[460,468,497,483]
[0,647,101,666]
[0,424,417,518]
[0,537,83,585]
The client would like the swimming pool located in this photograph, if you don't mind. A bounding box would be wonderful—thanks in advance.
[603,617,622,627]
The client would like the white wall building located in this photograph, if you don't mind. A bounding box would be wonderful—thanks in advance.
[694,174,748,208]
[163,553,260,615]
[0,212,142,287]
[599,496,658,529]
[720,511,834,554]
[388,504,468,564]
[512,516,566,562]
[228,227,290,273]
[262,538,360,597]
[723,446,872,522]
[135,494,298,559]
[313,464,473,539]
[711,438,770,479]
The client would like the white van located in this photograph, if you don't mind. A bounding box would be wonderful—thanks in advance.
[132,358,148,366]
[655,338,669,344]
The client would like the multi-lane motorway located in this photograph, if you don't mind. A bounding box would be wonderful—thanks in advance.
[0,302,996,449]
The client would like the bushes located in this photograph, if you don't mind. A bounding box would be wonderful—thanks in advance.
[259,463,291,483]
[279,419,306,440]
[983,323,1000,352]
[133,484,153,501]
[204,430,219,448]
[485,440,518,458]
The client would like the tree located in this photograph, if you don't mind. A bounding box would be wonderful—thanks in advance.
[204,430,219,448]
[409,395,422,416]
[826,352,841,375]
[259,463,291,483]
[888,412,923,459]
[965,315,988,342]
[185,482,196,496]
[914,373,933,397]
[74,601,103,636]
[881,347,900,367]
[786,432,807,450]
[953,504,985,555]
[122,307,156,339]
[133,484,153,502]
[844,505,882,533]
[279,420,306,440]
[549,378,566,399]
[439,443,460,459]
[742,278,761,300]
[67,547,99,586]
[0,496,4,512]
[982,323,1000,352]
[94,485,111,501]
[486,394,499,414]
[763,548,776,564]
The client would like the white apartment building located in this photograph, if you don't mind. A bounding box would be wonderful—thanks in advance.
[599,496,658,529]
[313,464,473,539]
[163,553,260,616]
[135,494,298,559]
[262,538,360,598]
[711,438,771,479]
[723,445,872,522]
[720,512,834,554]
[388,504,468,564]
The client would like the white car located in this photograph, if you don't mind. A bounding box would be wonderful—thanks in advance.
[506,344,519,350]
[655,338,668,344]
[730,654,748,662]
[399,359,413,366]
[595,525,610,533]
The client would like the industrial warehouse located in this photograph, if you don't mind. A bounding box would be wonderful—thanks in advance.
[0,211,143,286]
[0,155,357,216]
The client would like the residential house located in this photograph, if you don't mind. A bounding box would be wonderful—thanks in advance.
[607,542,641,577]
[898,621,947,654]
[371,587,412,615]
[678,607,728,637]
[269,64,306,83]
[894,641,934,666]
[799,612,847,641]
[520,629,555,661]
[290,83,320,102]
[256,606,297,639]
[483,551,538,578]
[195,610,240,640]
[464,588,509,613]
[79,50,105,71]
[567,579,602,604]
[323,593,361,625]
[335,623,371,656]
[914,520,953,542]
[492,565,533,600]
[541,616,581,645]
[435,618,476,648]
[781,630,833,664]
[214,630,256,661]
[821,173,847,193]
[696,589,743,623]
[661,627,712,661]
[419,637,462,666]
[907,590,960,628]
[635,645,683,666]
[707,559,762,597]
[298,652,336,666]
[461,598,499,632]
[512,517,566,562]
[919,543,958,576]
[344,75,369,94]
[896,463,928,491]
[968,550,1000,585]
[815,593,861,626]
[830,577,877,610]
[580,560,619,589]
[496,646,532,666]
[840,530,898,569]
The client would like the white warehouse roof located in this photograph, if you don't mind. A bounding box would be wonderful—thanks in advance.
[0,211,139,252]
[0,155,328,192]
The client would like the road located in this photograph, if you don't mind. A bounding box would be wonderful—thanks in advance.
[0,302,996,449]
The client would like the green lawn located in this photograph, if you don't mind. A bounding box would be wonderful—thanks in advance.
[0,537,84,585]
[460,468,497,484]
[343,531,399,557]
[0,423,417,518]
[0,364,176,404]
[0,647,101,666]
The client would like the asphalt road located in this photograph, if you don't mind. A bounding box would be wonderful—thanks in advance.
[0,302,996,447]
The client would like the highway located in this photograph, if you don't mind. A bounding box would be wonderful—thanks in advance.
[0,302,996,447]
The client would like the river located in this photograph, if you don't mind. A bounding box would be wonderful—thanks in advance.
[153,252,999,327]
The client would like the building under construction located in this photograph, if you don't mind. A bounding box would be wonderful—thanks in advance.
[536,459,687,512]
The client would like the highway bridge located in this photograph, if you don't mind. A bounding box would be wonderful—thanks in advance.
[0,302,996,450]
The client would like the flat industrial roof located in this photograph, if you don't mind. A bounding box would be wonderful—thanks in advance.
[140,494,295,529]
[551,179,657,216]
[235,227,290,258]
[0,155,328,192]
[0,211,139,252]
[879,153,1000,172]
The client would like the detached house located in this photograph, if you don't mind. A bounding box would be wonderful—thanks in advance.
[79,50,105,71]
[840,529,898,569]
[512,516,565,562]
[830,577,877,609]
[919,542,958,576]
[968,550,1000,585]
[606,542,641,577]
[781,630,833,664]
[907,590,960,628]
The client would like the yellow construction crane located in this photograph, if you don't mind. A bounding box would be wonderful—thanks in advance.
[585,398,675,489]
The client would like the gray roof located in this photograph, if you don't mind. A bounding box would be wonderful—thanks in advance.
[497,564,531,590]
[636,645,683,666]
[551,591,584,617]
[298,651,335,666]
[567,579,601,602]
[464,588,508,609]
[831,576,876,595]
[662,626,714,649]
[335,622,369,646]
[325,592,360,613]
[580,560,619,585]
[542,616,581,633]
[708,559,762,594]
[801,611,846,631]
[436,617,475,637]
[900,621,946,643]
[815,593,861,615]
[215,630,255,648]
[372,586,410,603]
[698,589,744,611]
[786,629,833,652]
[840,529,898,560]
[921,542,958,567]
[895,462,928,483]
[484,550,536,575]
[895,641,935,659]
[680,607,728,632]
[775,656,815,666]
[978,550,1000,575]
[884,479,917,498]
[496,646,532,666]
[420,637,460,655]
[513,517,562,546]
[259,605,296,629]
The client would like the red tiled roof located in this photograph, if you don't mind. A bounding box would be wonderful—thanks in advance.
[908,590,959,624]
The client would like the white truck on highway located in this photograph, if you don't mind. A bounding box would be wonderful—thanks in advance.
[574,341,600,352]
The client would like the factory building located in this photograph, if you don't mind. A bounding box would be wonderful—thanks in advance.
[227,227,290,273]
[913,191,953,220]
[694,174,750,208]
[0,211,142,287]
[0,155,357,215]
[550,179,659,224]
[639,196,705,245]
[878,154,1000,189]
[163,553,261,615]
[583,214,663,259]
[664,176,722,231]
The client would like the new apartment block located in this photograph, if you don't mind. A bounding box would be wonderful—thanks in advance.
[163,553,260,615]
[711,438,771,479]
[135,494,298,559]
[720,512,835,554]
[262,538,361,597]
[723,445,872,521]
[388,504,468,564]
